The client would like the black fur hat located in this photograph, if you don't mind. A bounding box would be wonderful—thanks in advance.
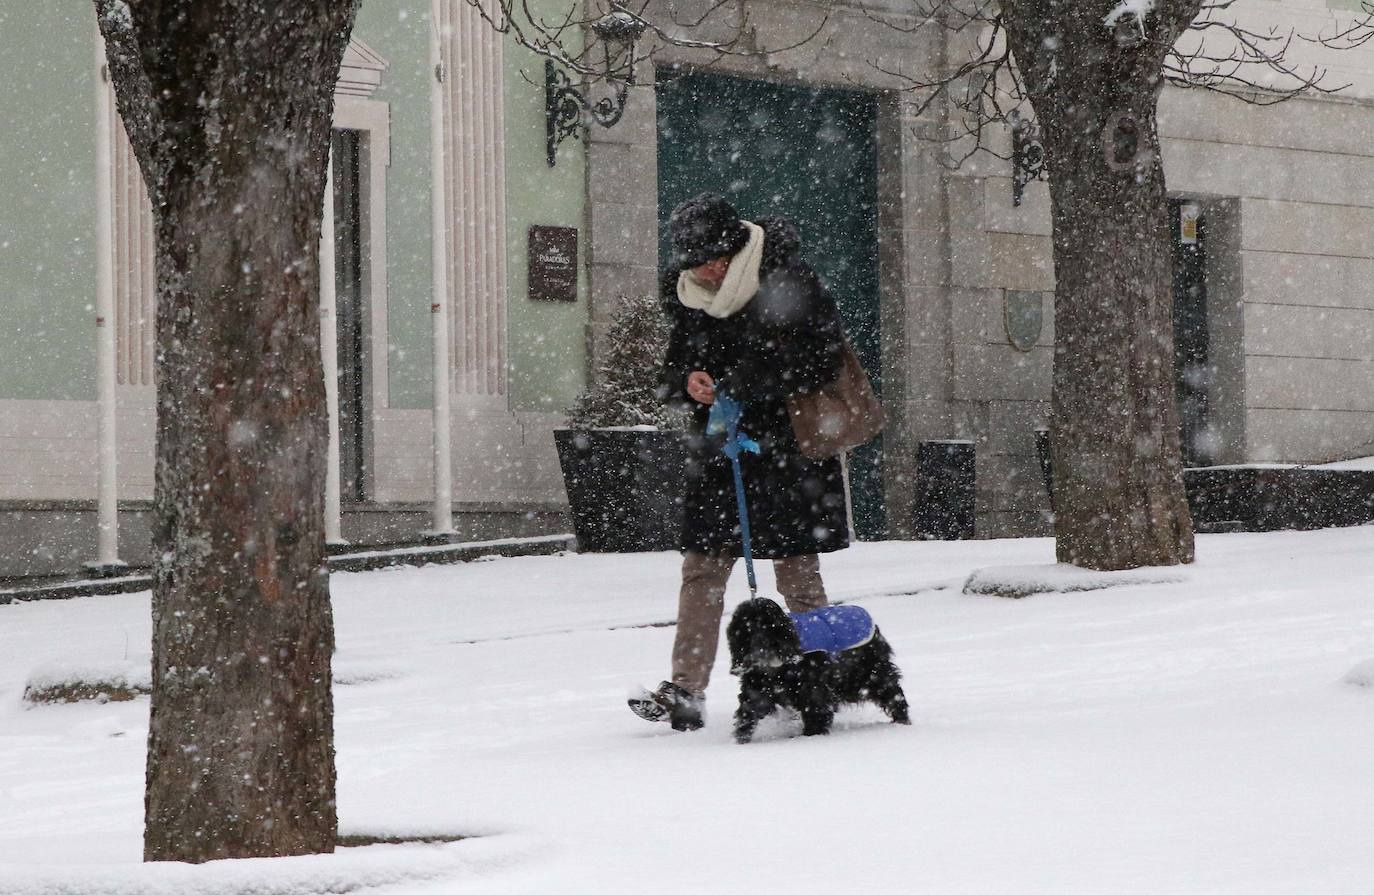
[668,192,750,270]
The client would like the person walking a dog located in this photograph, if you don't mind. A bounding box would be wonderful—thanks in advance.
[629,193,852,732]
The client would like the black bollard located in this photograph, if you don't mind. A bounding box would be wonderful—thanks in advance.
[1033,427,1054,513]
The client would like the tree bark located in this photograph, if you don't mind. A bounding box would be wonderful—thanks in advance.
[95,1,359,862]
[1004,0,1200,570]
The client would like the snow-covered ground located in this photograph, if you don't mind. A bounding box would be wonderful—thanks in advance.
[2,529,1373,894]
[1320,454,1374,471]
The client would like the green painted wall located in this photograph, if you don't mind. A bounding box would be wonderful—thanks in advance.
[504,19,588,413]
[355,0,587,413]
[0,1,589,414]
[355,0,435,409]
[0,1,98,401]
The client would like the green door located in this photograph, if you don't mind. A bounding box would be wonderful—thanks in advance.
[656,70,886,537]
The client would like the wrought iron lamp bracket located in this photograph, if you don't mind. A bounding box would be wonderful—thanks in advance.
[1010,111,1048,207]
[544,12,644,167]
[545,60,632,166]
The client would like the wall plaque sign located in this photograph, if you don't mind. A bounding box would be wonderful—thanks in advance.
[1004,290,1044,352]
[528,225,578,302]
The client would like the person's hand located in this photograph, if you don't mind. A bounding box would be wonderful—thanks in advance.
[686,370,716,405]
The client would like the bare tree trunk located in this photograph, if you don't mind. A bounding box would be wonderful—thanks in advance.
[95,1,359,862]
[1006,1,1198,570]
[1042,102,1195,569]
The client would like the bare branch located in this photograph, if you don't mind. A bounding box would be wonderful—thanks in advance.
[1319,0,1374,49]
[858,0,1372,167]
[1167,12,1354,102]
[461,0,826,85]
[856,0,993,36]
[866,4,1031,161]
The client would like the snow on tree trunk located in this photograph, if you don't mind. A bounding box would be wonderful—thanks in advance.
[1003,0,1200,570]
[95,1,359,862]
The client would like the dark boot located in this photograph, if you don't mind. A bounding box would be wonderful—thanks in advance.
[628,681,704,731]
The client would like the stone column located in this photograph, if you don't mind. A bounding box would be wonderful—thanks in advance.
[585,73,661,371]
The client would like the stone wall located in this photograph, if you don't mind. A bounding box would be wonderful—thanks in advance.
[590,0,1374,539]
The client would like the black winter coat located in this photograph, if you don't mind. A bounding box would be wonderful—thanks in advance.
[661,218,849,558]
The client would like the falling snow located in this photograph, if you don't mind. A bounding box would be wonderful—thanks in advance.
[1,0,1373,888]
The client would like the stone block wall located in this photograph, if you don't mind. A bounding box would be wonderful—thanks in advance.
[1162,88,1374,466]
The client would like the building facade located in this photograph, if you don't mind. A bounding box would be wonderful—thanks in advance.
[1,0,1372,577]
[592,0,1374,537]
[1,0,586,577]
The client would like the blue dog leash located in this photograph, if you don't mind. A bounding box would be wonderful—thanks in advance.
[706,392,761,597]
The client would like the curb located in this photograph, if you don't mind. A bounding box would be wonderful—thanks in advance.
[0,534,576,605]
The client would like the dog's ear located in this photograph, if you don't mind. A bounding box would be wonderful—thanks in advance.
[726,622,745,675]
[725,600,758,675]
[728,599,780,674]
[762,601,802,657]
[736,599,802,669]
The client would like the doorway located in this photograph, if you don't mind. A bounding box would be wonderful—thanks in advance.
[1170,198,1210,468]
[332,129,368,501]
[656,70,886,537]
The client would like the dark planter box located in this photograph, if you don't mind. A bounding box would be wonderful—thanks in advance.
[1184,467,1374,532]
[913,440,976,540]
[1034,431,1374,533]
[554,428,687,552]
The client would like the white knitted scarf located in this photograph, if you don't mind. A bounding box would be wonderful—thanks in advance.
[676,220,765,319]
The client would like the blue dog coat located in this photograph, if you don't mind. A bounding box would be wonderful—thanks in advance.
[788,605,875,658]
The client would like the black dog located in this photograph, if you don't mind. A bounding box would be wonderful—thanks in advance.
[725,597,910,743]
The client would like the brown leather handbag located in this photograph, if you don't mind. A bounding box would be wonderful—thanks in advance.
[786,338,884,459]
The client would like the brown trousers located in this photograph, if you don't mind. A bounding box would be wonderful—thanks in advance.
[670,551,828,694]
